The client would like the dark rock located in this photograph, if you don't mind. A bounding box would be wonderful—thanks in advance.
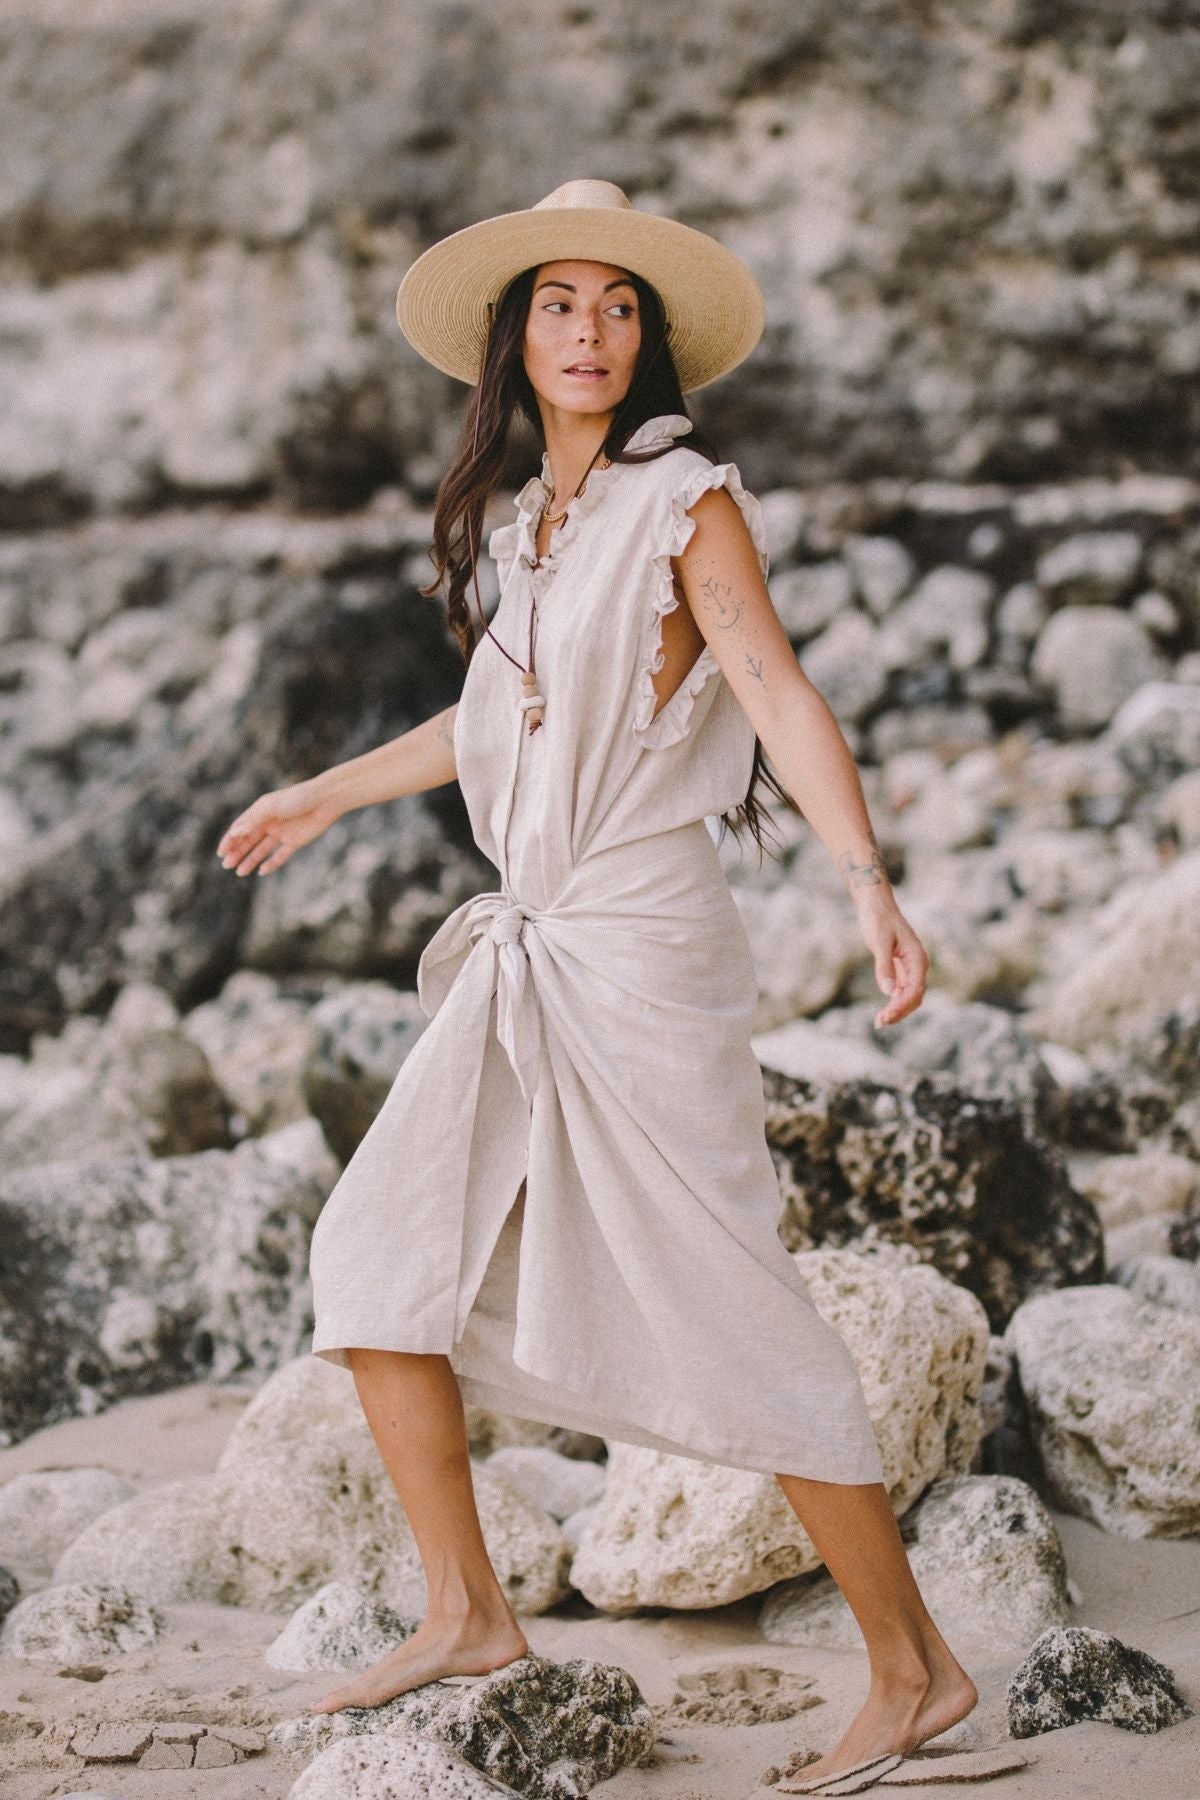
[270,1649,657,1796]
[762,1069,1104,1332]
[0,1567,18,1623]
[1006,1625,1193,1737]
[302,983,431,1162]
[0,1119,338,1444]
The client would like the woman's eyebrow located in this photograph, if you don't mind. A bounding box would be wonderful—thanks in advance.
[533,278,637,295]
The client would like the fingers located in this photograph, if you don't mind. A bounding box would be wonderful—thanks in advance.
[219,830,281,878]
[873,936,928,1028]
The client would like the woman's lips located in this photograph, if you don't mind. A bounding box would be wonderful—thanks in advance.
[563,368,609,379]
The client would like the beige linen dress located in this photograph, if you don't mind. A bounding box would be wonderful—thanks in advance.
[309,412,885,1483]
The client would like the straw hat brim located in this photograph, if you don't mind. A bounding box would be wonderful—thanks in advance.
[395,204,765,396]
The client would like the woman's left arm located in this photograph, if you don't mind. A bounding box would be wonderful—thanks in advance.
[672,485,928,1028]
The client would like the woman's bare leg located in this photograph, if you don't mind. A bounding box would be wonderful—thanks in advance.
[772,1474,978,1780]
[311,1348,529,1714]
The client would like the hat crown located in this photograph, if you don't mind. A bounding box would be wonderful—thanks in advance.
[532,179,632,213]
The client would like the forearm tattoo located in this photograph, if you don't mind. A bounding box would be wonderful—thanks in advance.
[838,827,887,890]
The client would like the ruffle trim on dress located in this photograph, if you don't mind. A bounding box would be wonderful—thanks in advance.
[633,458,771,750]
[489,414,697,581]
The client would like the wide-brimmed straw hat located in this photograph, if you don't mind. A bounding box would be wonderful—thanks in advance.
[394,178,765,395]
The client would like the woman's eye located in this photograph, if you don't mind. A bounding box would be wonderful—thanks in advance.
[543,301,636,317]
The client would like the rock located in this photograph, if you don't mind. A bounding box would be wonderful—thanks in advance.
[272,1650,656,1796]
[758,490,809,563]
[843,536,915,618]
[0,550,475,1049]
[763,1068,1104,1332]
[735,885,865,1028]
[567,1250,988,1610]
[799,611,890,723]
[0,1566,18,1622]
[1076,1150,1199,1231]
[0,1469,134,1573]
[875,566,994,674]
[752,1017,899,1087]
[69,1723,156,1763]
[243,800,486,983]
[302,981,431,1162]
[265,1581,416,1672]
[1108,1254,1200,1316]
[1006,1625,1192,1737]
[0,1004,230,1172]
[1004,1286,1200,1537]
[880,998,1058,1134]
[287,1733,522,1797]
[481,1446,607,1522]
[56,1360,572,1616]
[1101,679,1200,783]
[1026,849,1200,1052]
[181,969,321,1137]
[768,559,854,641]
[1034,530,1144,605]
[760,1474,1069,1655]
[869,703,995,762]
[0,1117,339,1443]
[1030,606,1168,731]
[0,1582,161,1661]
[64,1719,266,1768]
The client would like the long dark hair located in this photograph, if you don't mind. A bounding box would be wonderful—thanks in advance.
[418,261,799,862]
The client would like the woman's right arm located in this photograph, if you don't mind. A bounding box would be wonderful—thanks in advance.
[216,702,459,879]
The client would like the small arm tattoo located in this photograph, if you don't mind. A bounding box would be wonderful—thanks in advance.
[838,828,887,890]
[697,572,743,630]
[436,712,455,748]
[745,652,764,684]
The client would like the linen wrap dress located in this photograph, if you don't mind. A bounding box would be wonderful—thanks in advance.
[309,412,885,1484]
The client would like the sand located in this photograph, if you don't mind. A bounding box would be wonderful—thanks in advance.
[1,1382,1198,1800]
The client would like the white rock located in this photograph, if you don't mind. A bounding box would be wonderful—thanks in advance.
[1108,1254,1200,1317]
[568,1250,988,1609]
[1035,530,1143,604]
[0,1469,134,1573]
[1005,1286,1200,1538]
[56,1360,573,1616]
[481,1446,606,1522]
[1026,848,1200,1050]
[843,535,915,618]
[760,1474,1069,1654]
[287,1732,520,1797]
[0,1581,161,1661]
[265,1581,414,1672]
[800,611,890,722]
[1031,606,1168,731]
[1077,1150,1198,1230]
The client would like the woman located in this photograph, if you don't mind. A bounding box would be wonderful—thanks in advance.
[216,180,980,1790]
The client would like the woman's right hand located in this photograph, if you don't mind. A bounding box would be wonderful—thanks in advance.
[216,776,343,878]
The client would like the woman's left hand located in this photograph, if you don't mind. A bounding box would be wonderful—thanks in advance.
[853,891,930,1028]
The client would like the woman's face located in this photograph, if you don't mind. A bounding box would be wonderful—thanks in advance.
[523,259,642,418]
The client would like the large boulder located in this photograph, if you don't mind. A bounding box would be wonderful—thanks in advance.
[0,1582,161,1662]
[762,1069,1104,1332]
[54,1360,574,1617]
[567,1249,988,1611]
[0,1119,339,1443]
[271,1651,656,1795]
[0,1469,135,1574]
[0,983,230,1170]
[760,1473,1070,1655]
[1025,849,1200,1053]
[1005,1285,1200,1537]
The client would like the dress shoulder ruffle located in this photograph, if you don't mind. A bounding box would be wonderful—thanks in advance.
[633,453,771,750]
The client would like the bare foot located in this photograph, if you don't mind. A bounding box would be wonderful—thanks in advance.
[310,1608,530,1715]
[789,1644,978,1785]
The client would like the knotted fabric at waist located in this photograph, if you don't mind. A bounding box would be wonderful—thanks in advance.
[416,890,546,1106]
